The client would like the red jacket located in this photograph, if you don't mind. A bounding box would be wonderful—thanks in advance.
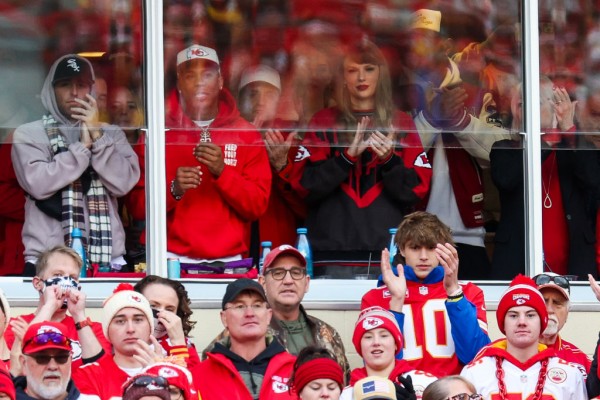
[127,89,271,259]
[73,353,130,400]
[195,349,296,400]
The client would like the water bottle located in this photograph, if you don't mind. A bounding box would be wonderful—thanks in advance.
[71,228,87,278]
[295,228,313,278]
[388,228,398,264]
[167,258,181,279]
[258,241,272,275]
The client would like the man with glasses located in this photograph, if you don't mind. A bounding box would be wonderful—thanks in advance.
[461,275,587,399]
[15,321,81,400]
[4,246,111,370]
[534,272,591,374]
[202,245,349,379]
[195,278,295,399]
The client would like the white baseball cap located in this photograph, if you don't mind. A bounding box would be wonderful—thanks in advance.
[177,45,219,67]
[239,65,281,92]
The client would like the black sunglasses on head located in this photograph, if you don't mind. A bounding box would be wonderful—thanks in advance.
[533,273,570,294]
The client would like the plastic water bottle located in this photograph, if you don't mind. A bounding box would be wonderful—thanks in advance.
[295,228,313,278]
[388,228,398,264]
[258,241,272,275]
[71,228,87,278]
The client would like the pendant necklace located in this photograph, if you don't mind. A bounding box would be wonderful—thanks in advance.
[542,153,555,209]
[199,124,212,143]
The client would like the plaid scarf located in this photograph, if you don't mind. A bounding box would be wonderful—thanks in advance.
[44,114,113,266]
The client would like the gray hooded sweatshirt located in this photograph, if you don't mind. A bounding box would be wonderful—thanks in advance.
[11,54,140,264]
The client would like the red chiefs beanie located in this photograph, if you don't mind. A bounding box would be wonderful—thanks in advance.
[352,306,403,357]
[496,274,548,334]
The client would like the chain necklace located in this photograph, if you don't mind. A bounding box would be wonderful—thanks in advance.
[542,152,555,209]
[495,356,549,400]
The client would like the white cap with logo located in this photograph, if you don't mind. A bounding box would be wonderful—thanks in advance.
[177,45,220,67]
[410,9,442,33]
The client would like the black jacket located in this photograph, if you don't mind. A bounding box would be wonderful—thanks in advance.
[490,138,600,279]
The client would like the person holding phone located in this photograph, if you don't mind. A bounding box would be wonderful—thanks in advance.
[294,39,432,278]
[11,54,139,272]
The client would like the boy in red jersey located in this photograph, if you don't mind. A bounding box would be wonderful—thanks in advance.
[361,211,490,376]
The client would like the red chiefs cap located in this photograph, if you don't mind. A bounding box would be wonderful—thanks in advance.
[22,321,71,354]
[262,245,306,272]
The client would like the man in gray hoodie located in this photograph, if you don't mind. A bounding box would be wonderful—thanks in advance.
[11,54,139,273]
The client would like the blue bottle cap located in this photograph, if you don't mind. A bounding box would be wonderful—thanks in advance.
[389,228,397,234]
[297,227,307,234]
[261,241,272,246]
[71,227,83,237]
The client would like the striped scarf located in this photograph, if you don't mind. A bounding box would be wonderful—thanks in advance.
[43,114,112,266]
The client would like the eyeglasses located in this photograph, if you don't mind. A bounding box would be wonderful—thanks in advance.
[265,267,306,280]
[23,332,71,351]
[127,375,169,391]
[24,352,70,365]
[533,274,570,294]
[449,394,483,400]
[224,303,269,313]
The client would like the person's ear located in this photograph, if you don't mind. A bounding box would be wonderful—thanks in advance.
[220,310,227,329]
[32,277,44,292]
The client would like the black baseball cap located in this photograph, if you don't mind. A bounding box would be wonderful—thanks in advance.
[52,55,94,85]
[222,278,267,310]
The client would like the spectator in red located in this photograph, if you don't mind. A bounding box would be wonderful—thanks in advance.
[490,78,600,279]
[237,65,306,247]
[133,276,200,371]
[195,278,296,400]
[72,284,160,399]
[127,44,271,266]
[297,39,432,278]
[3,246,111,371]
[361,211,490,377]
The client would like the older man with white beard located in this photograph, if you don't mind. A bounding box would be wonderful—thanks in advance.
[15,321,80,400]
[534,272,591,375]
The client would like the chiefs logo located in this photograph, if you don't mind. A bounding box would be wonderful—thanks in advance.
[363,317,384,330]
[294,145,310,162]
[129,294,142,303]
[516,298,526,305]
[189,48,209,58]
[271,376,289,393]
[157,367,178,378]
[547,367,567,384]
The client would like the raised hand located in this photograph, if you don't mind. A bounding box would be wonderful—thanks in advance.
[194,142,225,177]
[553,86,576,132]
[381,248,406,312]
[437,243,460,296]
[347,116,371,158]
[172,166,202,198]
[264,129,298,171]
[156,309,185,346]
[369,126,397,160]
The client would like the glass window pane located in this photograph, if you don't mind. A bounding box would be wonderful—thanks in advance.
[160,0,524,280]
[538,0,600,280]
[0,1,145,277]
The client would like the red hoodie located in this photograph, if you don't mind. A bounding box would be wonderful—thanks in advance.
[127,88,271,259]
